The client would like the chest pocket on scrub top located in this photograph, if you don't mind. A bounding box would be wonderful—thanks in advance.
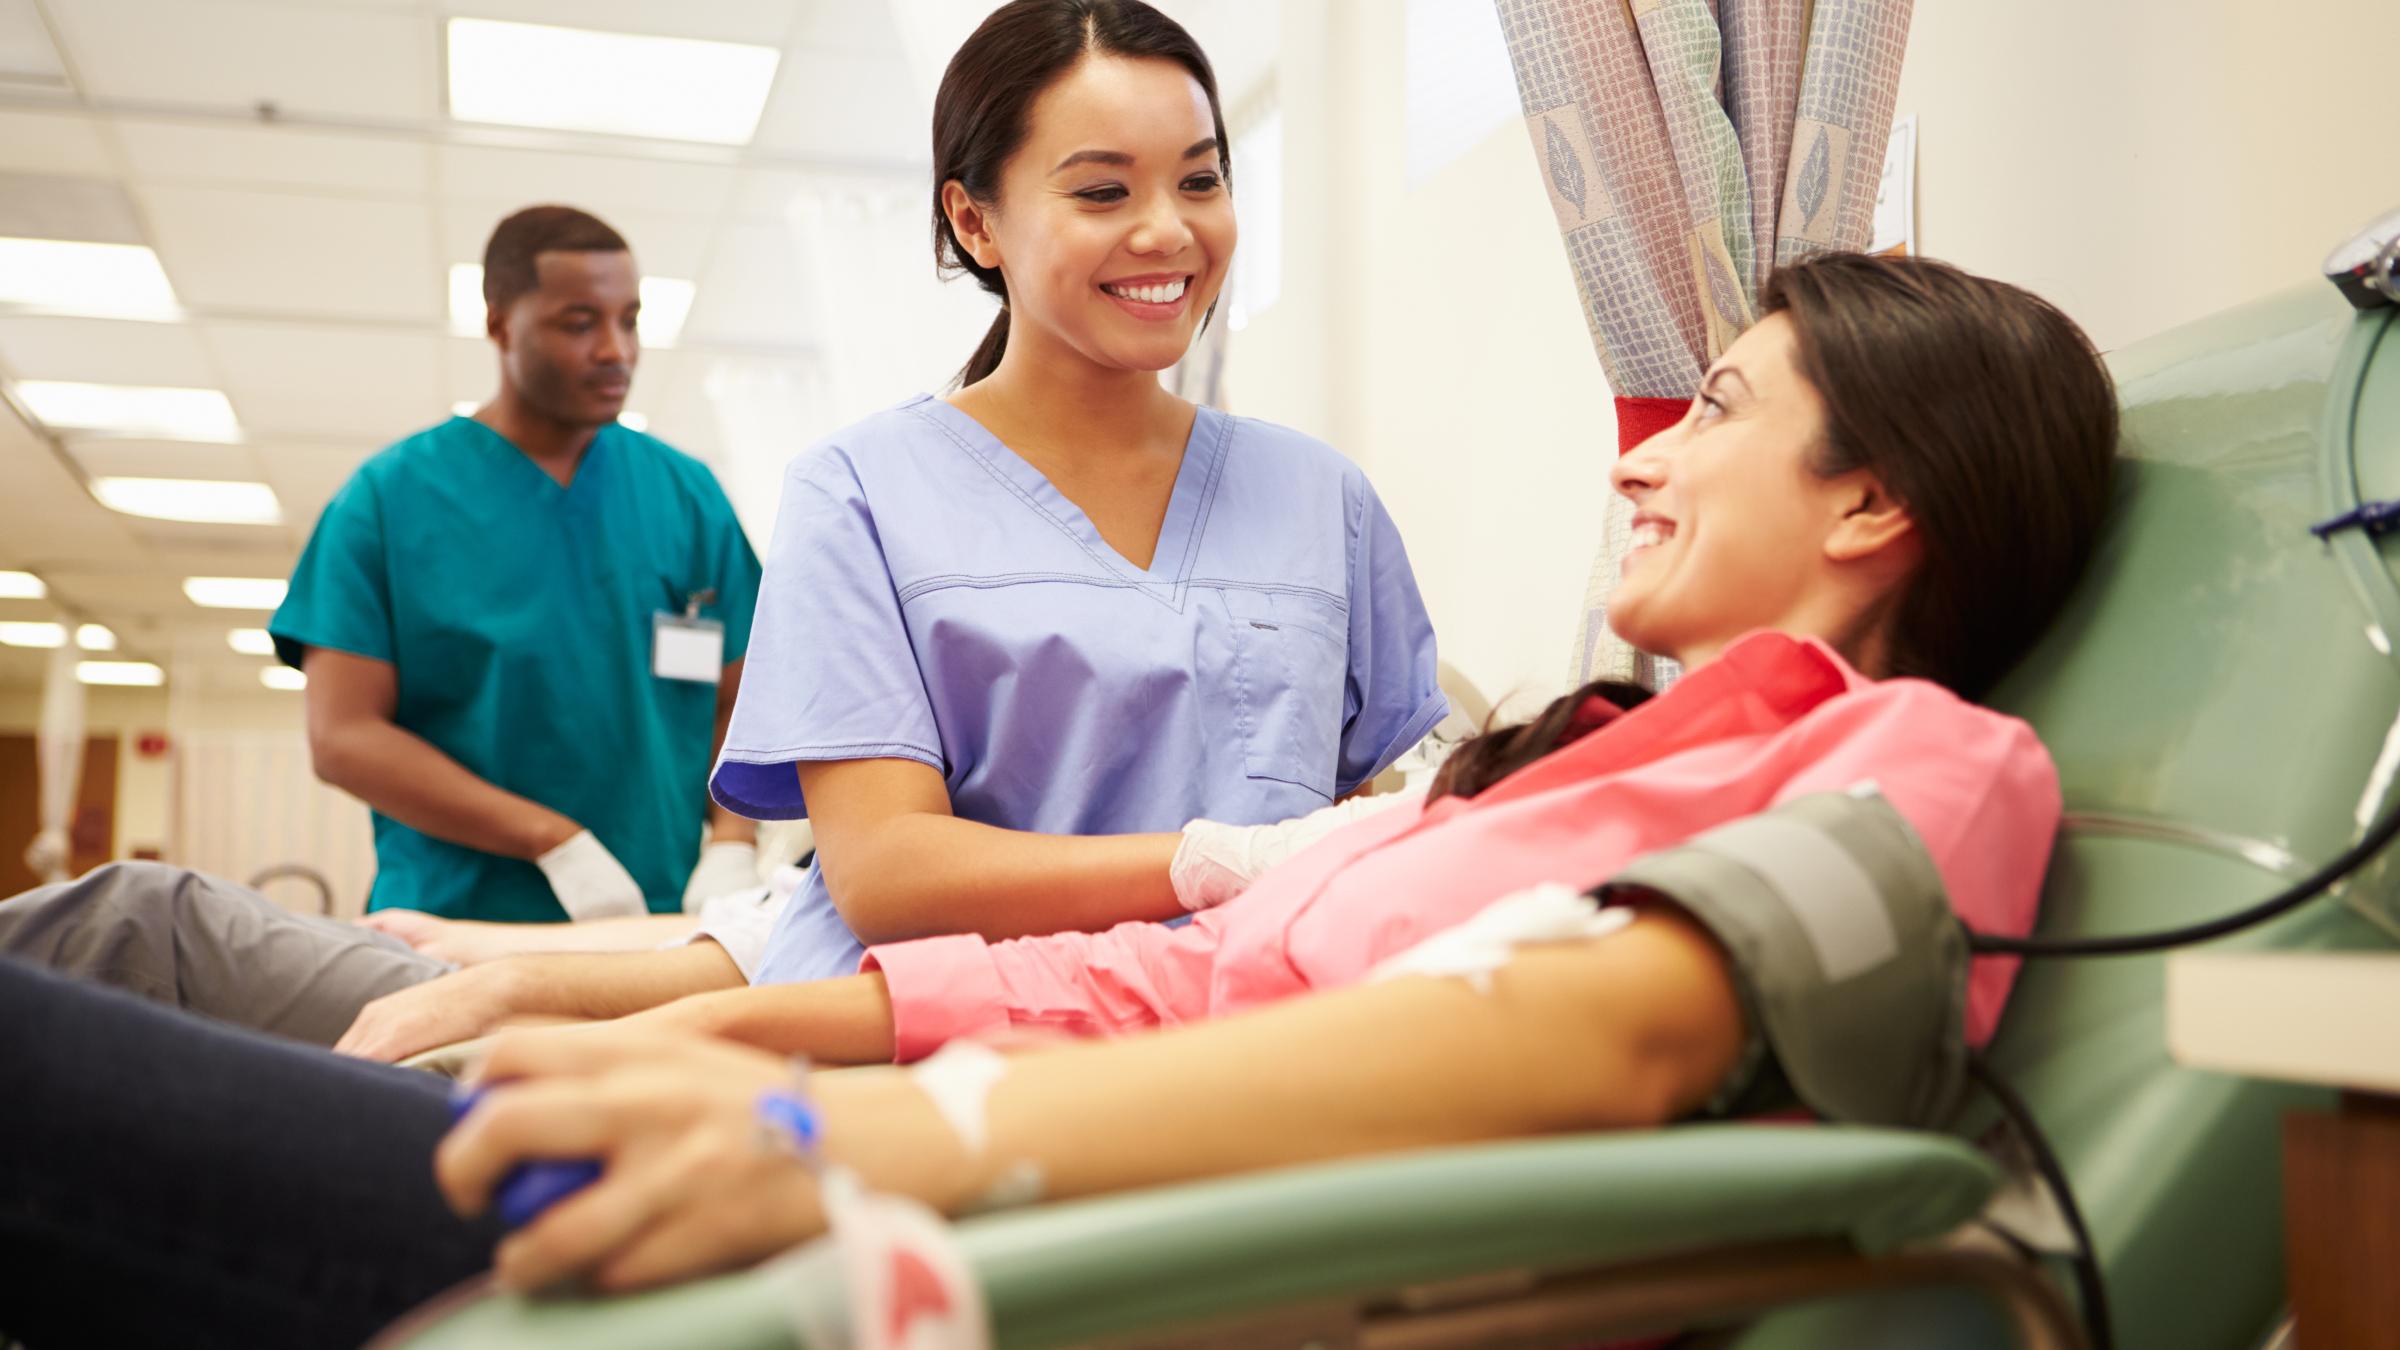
[1224,590,1348,800]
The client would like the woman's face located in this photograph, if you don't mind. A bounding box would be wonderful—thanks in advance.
[1607,313,1913,670]
[953,54,1234,377]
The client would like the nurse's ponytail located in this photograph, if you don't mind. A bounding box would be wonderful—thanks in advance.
[930,0,1229,388]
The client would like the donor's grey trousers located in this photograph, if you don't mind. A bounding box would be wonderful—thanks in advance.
[0,861,448,1045]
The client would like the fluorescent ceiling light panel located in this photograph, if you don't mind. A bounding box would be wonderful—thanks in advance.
[451,399,480,418]
[446,18,779,146]
[0,621,64,648]
[0,238,181,320]
[77,660,163,686]
[76,623,115,651]
[182,577,286,610]
[448,263,694,347]
[0,571,42,599]
[260,666,306,691]
[226,627,276,656]
[93,477,282,526]
[617,411,649,432]
[15,380,240,442]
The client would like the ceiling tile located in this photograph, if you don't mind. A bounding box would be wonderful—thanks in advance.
[142,185,440,321]
[114,119,430,197]
[203,321,443,438]
[750,49,922,163]
[48,0,438,121]
[683,222,814,346]
[0,411,148,567]
[124,516,295,555]
[437,144,735,221]
[0,315,218,386]
[252,441,373,525]
[0,109,113,179]
[438,203,714,281]
[66,438,261,482]
[433,0,802,47]
[46,569,213,620]
[786,2,906,55]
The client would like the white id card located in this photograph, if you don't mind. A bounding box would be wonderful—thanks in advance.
[653,612,725,683]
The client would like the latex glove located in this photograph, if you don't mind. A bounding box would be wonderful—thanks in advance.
[22,827,69,882]
[680,839,761,913]
[535,829,647,921]
[1168,787,1426,912]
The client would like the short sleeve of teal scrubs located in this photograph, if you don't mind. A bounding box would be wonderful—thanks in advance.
[272,418,763,923]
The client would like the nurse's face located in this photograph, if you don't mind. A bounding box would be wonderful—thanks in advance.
[493,249,640,428]
[1606,314,1917,671]
[954,54,1234,376]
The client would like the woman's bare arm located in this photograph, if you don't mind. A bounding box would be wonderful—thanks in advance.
[443,908,1748,1291]
[799,757,1185,945]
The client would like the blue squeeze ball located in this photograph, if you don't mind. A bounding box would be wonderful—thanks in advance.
[449,1087,604,1230]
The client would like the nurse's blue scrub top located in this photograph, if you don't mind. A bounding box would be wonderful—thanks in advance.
[271,416,763,923]
[713,395,1447,983]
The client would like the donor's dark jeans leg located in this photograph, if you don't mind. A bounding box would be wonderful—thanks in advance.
[0,957,500,1349]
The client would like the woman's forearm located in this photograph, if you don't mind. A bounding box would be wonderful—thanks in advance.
[832,814,1184,945]
[824,911,1748,1215]
[655,972,900,1064]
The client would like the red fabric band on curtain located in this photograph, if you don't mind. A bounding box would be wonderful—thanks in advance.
[1615,396,1686,455]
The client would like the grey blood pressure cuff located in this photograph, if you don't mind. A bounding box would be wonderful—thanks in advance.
[1598,785,1971,1131]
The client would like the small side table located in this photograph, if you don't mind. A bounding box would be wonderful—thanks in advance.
[2167,951,2400,1348]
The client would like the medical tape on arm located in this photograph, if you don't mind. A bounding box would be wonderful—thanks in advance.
[909,1040,1046,1213]
[1367,883,1635,992]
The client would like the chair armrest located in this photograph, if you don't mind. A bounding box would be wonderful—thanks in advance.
[381,1124,1999,1349]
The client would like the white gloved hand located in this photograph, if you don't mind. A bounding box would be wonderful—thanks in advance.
[22,827,69,882]
[534,829,647,920]
[1168,787,1427,912]
[681,839,761,913]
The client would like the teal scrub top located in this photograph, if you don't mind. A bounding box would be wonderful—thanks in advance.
[270,416,763,923]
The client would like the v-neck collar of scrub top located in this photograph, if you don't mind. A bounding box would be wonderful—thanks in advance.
[450,414,612,499]
[904,393,1230,601]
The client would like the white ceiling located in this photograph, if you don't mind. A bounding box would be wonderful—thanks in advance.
[0,0,1284,695]
[0,0,933,693]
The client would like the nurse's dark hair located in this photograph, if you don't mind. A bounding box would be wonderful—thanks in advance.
[931,0,1229,388]
[482,205,629,316]
[1430,252,2118,803]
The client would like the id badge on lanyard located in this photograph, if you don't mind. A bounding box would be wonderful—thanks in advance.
[654,587,725,684]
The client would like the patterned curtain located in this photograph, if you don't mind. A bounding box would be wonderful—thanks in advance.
[1494,0,1913,688]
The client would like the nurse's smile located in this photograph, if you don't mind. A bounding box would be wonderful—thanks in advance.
[1099,271,1193,321]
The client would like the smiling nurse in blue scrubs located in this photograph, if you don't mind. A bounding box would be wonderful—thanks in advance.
[712,0,1447,984]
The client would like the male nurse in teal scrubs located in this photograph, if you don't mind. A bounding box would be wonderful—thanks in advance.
[271,205,764,924]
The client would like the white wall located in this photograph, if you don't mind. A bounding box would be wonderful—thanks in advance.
[1224,0,2399,718]
[1890,0,2397,354]
[1227,0,1614,719]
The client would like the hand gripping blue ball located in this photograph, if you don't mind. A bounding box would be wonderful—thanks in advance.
[449,1087,604,1230]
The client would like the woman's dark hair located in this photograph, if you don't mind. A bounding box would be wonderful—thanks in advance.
[931,0,1229,388]
[1431,252,2119,803]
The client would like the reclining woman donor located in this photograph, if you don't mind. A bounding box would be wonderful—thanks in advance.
[0,248,2118,1347]
[0,0,1447,1060]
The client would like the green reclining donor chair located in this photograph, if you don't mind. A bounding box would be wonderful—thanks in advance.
[382,278,2400,1350]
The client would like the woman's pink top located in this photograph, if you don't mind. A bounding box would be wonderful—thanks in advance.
[864,632,2060,1062]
